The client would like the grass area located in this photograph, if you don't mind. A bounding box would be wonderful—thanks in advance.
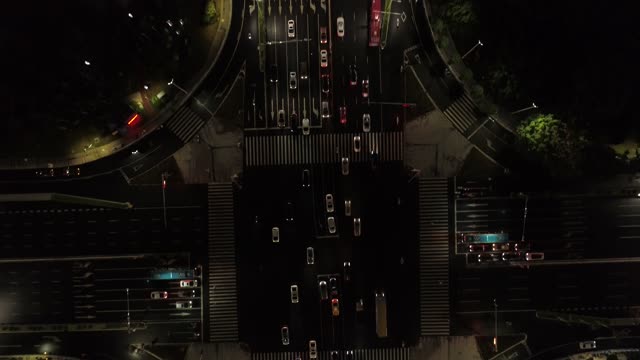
[381,0,393,48]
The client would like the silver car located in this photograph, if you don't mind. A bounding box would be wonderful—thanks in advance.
[175,300,193,309]
[289,72,297,90]
[353,135,361,152]
[278,109,286,128]
[353,217,361,236]
[319,281,328,300]
[307,246,315,265]
[309,340,318,359]
[328,216,336,234]
[362,113,371,132]
[302,117,310,135]
[290,285,299,303]
[341,157,349,175]
[272,227,280,243]
[344,200,352,216]
[325,194,334,213]
[287,20,295,38]
[321,101,330,119]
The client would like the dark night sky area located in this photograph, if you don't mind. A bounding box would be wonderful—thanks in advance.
[473,0,640,142]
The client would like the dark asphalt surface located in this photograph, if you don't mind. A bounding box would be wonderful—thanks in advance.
[0,179,208,357]
[237,161,417,352]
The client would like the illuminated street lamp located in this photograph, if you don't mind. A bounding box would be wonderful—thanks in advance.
[84,60,91,66]
[511,102,538,115]
[128,12,134,19]
[168,78,188,95]
[461,40,483,60]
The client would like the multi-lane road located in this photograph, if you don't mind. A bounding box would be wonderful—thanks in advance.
[238,161,416,352]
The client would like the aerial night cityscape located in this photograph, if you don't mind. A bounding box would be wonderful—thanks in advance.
[2,0,640,359]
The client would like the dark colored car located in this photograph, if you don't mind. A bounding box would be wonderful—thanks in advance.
[322,74,330,94]
[349,65,358,86]
[302,169,311,188]
[329,277,338,297]
[270,65,278,83]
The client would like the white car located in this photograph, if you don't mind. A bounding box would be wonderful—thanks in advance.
[341,157,349,175]
[325,194,334,213]
[353,135,361,152]
[180,280,198,288]
[309,340,318,359]
[287,20,295,38]
[277,109,286,128]
[302,117,310,135]
[272,227,280,243]
[353,218,361,237]
[321,101,330,119]
[289,72,297,90]
[327,216,336,234]
[362,113,371,132]
[320,50,328,68]
[336,16,345,37]
[175,300,193,309]
[290,285,299,303]
[344,200,352,216]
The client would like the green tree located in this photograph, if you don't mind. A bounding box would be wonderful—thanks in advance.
[484,65,521,103]
[203,0,218,25]
[516,114,587,175]
[442,0,476,27]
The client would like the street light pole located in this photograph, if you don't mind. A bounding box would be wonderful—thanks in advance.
[161,172,169,229]
[168,79,188,95]
[126,288,131,333]
[521,194,529,243]
[461,40,483,60]
[493,298,499,353]
[511,102,538,115]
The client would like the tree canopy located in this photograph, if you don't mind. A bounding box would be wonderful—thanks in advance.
[516,114,587,175]
[442,0,476,27]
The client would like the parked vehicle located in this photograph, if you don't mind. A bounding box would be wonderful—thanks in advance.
[353,217,361,237]
[281,326,290,345]
[287,19,295,38]
[307,247,315,265]
[327,216,336,234]
[150,291,168,299]
[336,16,345,37]
[319,280,328,300]
[325,194,335,213]
[290,285,299,303]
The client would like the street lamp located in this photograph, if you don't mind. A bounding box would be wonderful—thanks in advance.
[161,172,169,229]
[128,12,134,18]
[493,298,498,353]
[168,78,188,95]
[511,102,538,115]
[84,60,91,66]
[461,40,483,60]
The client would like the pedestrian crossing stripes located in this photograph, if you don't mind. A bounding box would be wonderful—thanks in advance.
[418,178,451,336]
[251,348,411,360]
[166,105,206,143]
[244,132,403,167]
[208,183,239,343]
[442,93,478,135]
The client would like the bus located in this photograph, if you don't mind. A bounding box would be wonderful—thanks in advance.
[375,290,388,338]
[460,233,509,244]
[369,0,381,47]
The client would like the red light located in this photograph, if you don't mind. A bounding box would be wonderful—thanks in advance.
[127,114,141,126]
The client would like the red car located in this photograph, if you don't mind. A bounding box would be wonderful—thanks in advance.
[331,298,340,316]
[362,79,369,98]
[339,106,347,124]
[320,27,328,44]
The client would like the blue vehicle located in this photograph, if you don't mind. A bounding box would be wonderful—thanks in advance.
[462,233,509,244]
[151,268,193,280]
